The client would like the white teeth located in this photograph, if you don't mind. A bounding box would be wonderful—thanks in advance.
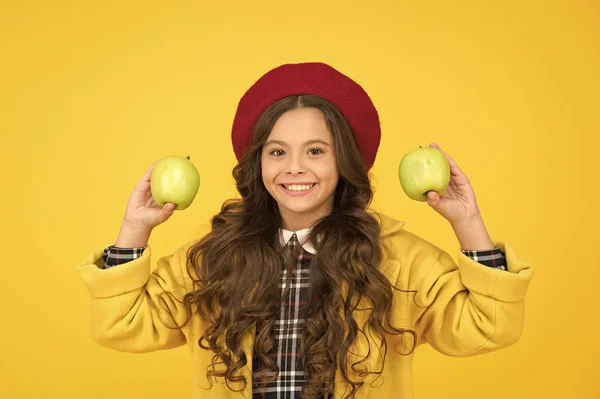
[284,184,315,191]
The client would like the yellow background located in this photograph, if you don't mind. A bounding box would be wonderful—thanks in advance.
[1,0,598,397]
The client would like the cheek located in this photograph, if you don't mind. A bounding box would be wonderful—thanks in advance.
[261,161,277,185]
[320,160,339,182]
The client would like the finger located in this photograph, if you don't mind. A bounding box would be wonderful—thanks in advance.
[426,190,441,209]
[161,203,176,221]
[150,203,175,225]
[429,143,463,176]
[142,162,156,182]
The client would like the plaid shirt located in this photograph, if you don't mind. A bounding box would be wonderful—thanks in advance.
[103,229,507,399]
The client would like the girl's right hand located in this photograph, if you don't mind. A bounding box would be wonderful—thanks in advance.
[121,162,176,230]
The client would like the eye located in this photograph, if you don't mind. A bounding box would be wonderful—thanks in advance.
[269,149,285,156]
[308,148,324,155]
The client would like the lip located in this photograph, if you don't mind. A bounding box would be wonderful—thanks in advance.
[279,183,317,197]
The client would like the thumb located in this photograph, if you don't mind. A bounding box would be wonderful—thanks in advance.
[163,202,176,213]
[426,191,440,207]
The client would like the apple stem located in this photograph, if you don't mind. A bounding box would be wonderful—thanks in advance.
[186,156,190,160]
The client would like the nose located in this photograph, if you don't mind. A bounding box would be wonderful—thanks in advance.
[285,154,305,175]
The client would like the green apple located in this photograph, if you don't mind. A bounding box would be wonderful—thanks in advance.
[151,155,200,210]
[398,146,450,202]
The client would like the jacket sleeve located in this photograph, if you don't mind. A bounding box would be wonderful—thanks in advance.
[75,226,209,353]
[407,237,534,357]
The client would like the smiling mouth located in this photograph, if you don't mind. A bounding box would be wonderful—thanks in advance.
[280,183,317,192]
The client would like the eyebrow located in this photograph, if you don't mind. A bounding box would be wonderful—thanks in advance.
[264,139,330,147]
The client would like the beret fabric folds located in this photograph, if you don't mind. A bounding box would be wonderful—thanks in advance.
[231,62,381,170]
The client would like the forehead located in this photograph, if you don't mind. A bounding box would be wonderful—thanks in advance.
[267,107,332,143]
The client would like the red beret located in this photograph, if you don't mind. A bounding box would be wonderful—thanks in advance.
[231,62,381,170]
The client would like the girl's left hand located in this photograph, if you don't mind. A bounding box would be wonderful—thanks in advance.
[426,143,482,225]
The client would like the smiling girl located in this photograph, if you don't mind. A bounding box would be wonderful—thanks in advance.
[76,62,534,399]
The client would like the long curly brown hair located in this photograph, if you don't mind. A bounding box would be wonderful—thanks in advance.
[175,94,416,399]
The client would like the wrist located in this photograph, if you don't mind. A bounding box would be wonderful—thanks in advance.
[115,221,152,248]
[451,215,495,251]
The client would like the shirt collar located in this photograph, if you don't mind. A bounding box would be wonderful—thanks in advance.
[279,227,316,254]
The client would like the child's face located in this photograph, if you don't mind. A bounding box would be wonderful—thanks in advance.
[261,107,339,230]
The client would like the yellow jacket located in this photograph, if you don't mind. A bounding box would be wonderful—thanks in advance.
[76,212,534,399]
